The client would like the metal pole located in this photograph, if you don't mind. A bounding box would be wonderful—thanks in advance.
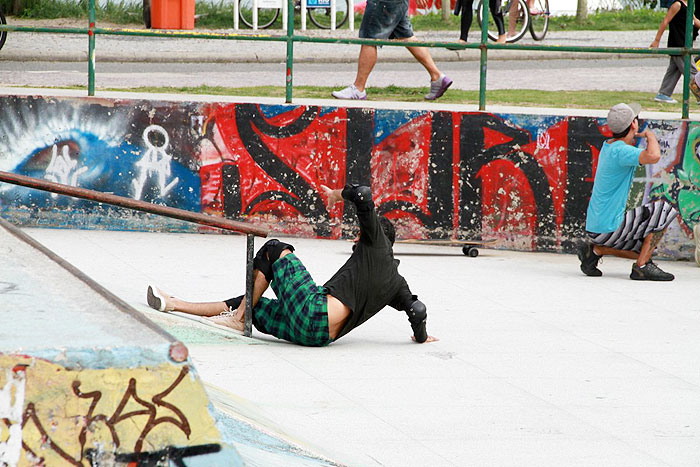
[331,0,337,30]
[286,0,295,103]
[0,171,269,237]
[479,0,489,110]
[244,234,254,337]
[88,0,96,96]
[682,0,694,119]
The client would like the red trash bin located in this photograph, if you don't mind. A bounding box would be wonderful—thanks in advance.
[151,0,195,29]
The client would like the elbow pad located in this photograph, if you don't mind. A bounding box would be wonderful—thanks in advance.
[342,184,374,212]
[406,297,428,343]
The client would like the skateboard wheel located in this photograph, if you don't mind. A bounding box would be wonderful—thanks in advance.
[462,246,471,256]
[468,248,479,257]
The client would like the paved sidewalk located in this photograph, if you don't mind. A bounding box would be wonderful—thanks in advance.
[19,227,700,467]
[0,17,663,63]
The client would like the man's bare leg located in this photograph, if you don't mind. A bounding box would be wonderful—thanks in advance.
[353,45,378,92]
[148,286,228,316]
[636,230,665,266]
[592,245,638,260]
[403,39,442,81]
[209,249,294,331]
[209,270,269,331]
[592,229,665,266]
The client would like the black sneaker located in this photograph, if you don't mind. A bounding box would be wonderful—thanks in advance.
[578,242,602,276]
[630,261,675,281]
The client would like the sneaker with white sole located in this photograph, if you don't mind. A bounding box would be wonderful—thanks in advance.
[146,285,174,312]
[654,93,677,104]
[425,74,453,100]
[332,84,367,100]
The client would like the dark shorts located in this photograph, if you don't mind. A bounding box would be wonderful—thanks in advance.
[251,254,331,347]
[359,0,414,40]
[587,200,677,253]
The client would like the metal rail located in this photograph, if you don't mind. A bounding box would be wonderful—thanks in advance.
[0,2,698,117]
[0,170,265,337]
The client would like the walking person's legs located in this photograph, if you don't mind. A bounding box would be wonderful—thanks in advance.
[354,45,378,92]
[459,0,474,42]
[656,56,682,102]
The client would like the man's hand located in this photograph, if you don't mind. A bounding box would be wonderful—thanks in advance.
[412,335,439,343]
[636,129,653,139]
[649,39,660,48]
[320,184,343,209]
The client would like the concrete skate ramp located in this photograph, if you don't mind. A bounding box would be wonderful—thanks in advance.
[0,218,338,466]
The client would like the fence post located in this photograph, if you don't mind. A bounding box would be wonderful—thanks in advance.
[682,0,694,119]
[478,0,489,110]
[286,0,295,103]
[88,0,96,96]
[234,0,240,30]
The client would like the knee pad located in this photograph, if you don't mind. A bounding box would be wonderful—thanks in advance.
[253,239,295,282]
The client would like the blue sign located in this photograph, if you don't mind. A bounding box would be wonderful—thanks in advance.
[307,0,331,7]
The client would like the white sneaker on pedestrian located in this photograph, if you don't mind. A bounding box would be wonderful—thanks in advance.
[332,84,367,100]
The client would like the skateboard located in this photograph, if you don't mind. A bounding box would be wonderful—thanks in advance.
[395,239,496,257]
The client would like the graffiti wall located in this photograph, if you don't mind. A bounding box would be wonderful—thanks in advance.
[0,355,238,466]
[0,95,697,259]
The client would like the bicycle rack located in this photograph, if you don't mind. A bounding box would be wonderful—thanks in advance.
[233,0,353,31]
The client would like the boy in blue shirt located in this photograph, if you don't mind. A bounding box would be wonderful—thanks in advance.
[579,103,678,281]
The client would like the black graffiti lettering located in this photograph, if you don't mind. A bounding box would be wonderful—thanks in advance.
[564,117,608,251]
[459,113,557,250]
[85,443,221,467]
[234,104,331,236]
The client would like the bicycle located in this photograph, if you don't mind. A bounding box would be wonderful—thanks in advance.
[476,0,549,43]
[0,8,7,52]
[238,0,350,29]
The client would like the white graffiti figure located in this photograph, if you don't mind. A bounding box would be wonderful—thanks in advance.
[0,367,27,467]
[45,144,88,198]
[536,129,551,150]
[132,125,179,200]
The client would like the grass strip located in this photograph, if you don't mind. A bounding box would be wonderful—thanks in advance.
[37,84,694,112]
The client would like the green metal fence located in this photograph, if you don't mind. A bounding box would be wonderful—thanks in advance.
[0,0,698,118]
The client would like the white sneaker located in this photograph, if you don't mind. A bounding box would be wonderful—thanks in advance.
[332,84,367,100]
[146,285,173,312]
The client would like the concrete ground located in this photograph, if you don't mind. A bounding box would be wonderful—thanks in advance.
[18,226,700,467]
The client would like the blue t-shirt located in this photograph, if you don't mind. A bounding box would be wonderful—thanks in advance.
[585,140,642,233]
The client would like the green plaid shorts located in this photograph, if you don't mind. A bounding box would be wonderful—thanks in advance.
[252,253,332,347]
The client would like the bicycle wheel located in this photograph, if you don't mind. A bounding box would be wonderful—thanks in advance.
[238,0,280,29]
[308,0,349,29]
[0,10,7,52]
[476,0,529,43]
[528,0,549,41]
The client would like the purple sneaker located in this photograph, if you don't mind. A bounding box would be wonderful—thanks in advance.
[425,74,453,100]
